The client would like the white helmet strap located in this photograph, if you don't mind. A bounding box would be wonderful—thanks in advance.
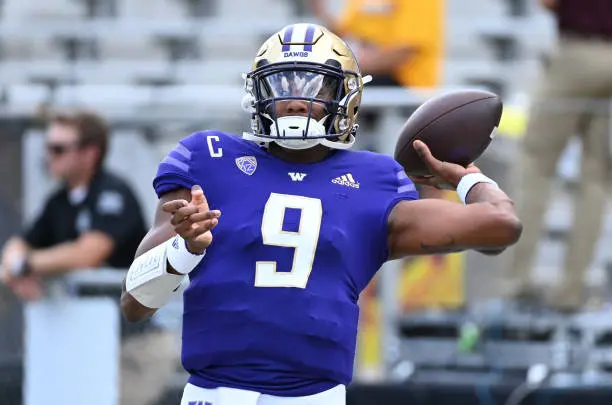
[269,116,325,150]
[242,115,356,150]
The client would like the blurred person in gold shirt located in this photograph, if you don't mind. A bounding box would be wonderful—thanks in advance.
[309,0,444,88]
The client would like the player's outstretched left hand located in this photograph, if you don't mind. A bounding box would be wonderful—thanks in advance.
[411,140,481,190]
[162,185,221,254]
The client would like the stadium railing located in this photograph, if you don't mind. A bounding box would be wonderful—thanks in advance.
[24,268,187,405]
[24,269,124,405]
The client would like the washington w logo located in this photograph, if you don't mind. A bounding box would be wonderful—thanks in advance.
[288,172,307,181]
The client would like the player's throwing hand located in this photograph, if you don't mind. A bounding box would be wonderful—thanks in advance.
[410,140,482,190]
[162,185,221,254]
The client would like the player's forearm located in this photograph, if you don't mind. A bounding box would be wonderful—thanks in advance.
[121,231,167,322]
[465,183,522,254]
[466,183,516,212]
[122,228,183,323]
[121,279,157,323]
[388,190,522,258]
[135,232,160,258]
[123,187,210,322]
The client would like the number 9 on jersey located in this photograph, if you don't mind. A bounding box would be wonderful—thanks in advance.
[255,193,323,289]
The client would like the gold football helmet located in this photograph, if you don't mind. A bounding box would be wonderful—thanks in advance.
[242,24,370,150]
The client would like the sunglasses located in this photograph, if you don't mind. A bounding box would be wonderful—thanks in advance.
[46,142,81,156]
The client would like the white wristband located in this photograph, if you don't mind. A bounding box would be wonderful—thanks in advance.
[165,235,206,275]
[456,172,499,204]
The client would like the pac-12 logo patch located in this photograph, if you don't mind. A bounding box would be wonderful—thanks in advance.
[235,156,257,175]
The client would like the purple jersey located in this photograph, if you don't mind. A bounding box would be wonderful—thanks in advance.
[153,131,418,396]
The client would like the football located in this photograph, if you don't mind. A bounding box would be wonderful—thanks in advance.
[394,89,503,177]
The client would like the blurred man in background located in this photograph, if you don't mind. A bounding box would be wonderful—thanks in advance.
[505,0,612,313]
[0,110,176,405]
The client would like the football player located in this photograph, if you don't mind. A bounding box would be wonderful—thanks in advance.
[121,24,521,405]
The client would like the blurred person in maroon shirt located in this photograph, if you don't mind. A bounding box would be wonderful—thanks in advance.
[505,0,612,313]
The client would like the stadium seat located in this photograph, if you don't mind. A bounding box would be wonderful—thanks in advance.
[3,85,50,109]
[445,20,496,61]
[72,60,169,84]
[174,0,216,18]
[0,38,62,61]
[173,60,250,85]
[1,0,82,20]
[154,34,202,61]
[54,36,100,61]
[101,36,167,61]
[215,0,292,20]
[503,0,530,16]
[73,0,118,18]
[476,15,557,57]
[117,0,184,19]
[480,33,519,62]
[445,0,506,19]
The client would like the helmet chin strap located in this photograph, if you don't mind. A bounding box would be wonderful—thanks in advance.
[275,138,320,150]
[242,114,356,150]
[269,116,326,150]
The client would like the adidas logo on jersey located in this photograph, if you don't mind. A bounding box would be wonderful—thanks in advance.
[331,173,360,189]
[288,172,307,181]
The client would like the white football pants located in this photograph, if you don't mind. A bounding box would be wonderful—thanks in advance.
[180,383,346,405]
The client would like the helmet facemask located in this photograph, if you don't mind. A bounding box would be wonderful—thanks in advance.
[243,60,361,150]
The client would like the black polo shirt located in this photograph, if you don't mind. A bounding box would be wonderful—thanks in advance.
[23,169,151,336]
[23,169,147,267]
